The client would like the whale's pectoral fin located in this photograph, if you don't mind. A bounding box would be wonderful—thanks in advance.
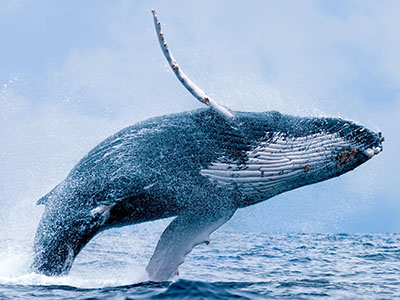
[151,10,233,120]
[145,208,236,281]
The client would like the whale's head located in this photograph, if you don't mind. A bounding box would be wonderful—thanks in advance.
[202,112,383,203]
[259,113,384,194]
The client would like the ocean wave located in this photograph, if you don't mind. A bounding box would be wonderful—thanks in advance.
[1,233,400,299]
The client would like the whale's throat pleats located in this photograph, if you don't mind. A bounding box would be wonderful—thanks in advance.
[201,132,349,198]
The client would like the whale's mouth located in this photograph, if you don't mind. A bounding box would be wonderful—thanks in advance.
[339,128,384,165]
[361,146,383,159]
[336,144,382,169]
[360,131,384,159]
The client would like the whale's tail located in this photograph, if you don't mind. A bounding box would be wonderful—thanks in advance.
[32,189,111,275]
[32,205,99,275]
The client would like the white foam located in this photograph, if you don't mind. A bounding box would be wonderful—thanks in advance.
[0,226,162,288]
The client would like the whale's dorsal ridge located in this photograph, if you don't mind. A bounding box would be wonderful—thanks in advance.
[36,183,62,206]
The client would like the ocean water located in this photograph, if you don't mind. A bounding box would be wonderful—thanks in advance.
[1,229,400,300]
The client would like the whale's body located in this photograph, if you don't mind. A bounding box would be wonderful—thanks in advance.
[32,108,383,280]
[32,10,383,281]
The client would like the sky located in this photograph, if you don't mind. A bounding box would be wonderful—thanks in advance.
[0,0,399,236]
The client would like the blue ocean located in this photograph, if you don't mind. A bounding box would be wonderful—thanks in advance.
[1,227,399,300]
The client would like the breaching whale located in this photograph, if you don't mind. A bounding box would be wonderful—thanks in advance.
[32,10,383,281]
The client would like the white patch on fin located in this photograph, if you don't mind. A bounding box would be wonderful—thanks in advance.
[90,205,112,225]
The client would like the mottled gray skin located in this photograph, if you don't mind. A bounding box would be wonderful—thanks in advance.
[32,108,382,276]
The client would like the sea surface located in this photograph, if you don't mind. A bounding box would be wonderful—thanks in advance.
[1,229,400,299]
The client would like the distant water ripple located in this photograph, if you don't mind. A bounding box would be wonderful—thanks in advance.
[1,232,400,299]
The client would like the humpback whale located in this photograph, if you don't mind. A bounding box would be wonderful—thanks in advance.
[32,10,383,281]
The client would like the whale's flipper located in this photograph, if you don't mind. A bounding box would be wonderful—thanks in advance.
[146,208,236,281]
[151,10,233,120]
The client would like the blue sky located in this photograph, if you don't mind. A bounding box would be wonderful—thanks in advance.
[0,0,399,235]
